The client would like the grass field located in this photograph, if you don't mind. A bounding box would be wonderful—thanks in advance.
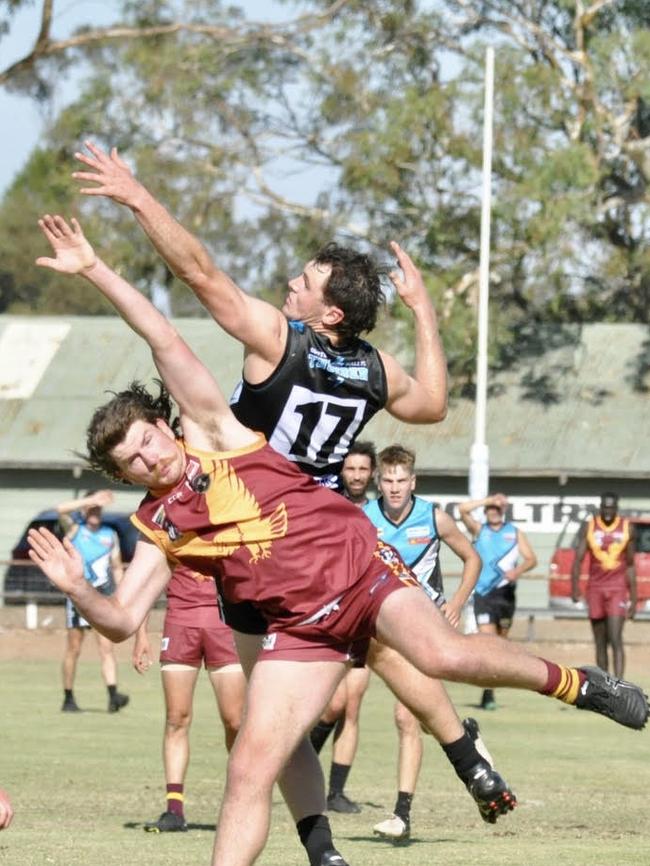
[1,632,649,866]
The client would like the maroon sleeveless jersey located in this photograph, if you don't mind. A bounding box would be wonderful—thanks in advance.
[165,564,222,628]
[585,515,631,586]
[132,435,378,627]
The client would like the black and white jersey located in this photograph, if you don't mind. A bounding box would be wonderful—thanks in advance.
[230,321,388,488]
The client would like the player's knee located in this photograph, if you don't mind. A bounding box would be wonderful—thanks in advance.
[394,704,419,738]
[165,709,192,732]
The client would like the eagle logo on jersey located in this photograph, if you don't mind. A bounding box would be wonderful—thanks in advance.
[587,516,630,571]
[170,457,288,564]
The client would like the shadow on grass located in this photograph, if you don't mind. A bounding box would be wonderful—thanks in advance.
[123,821,217,831]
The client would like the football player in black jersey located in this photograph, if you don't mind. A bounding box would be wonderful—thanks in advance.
[72,143,516,854]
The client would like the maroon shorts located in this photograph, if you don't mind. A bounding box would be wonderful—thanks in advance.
[258,542,419,664]
[160,616,239,668]
[586,582,630,620]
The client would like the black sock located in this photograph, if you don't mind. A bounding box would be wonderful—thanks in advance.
[328,762,351,797]
[310,720,337,754]
[64,689,74,701]
[107,684,117,699]
[297,814,335,866]
[481,688,495,705]
[394,791,413,824]
[441,733,484,783]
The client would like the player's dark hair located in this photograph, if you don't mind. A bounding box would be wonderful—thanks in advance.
[600,491,619,505]
[83,380,178,482]
[346,440,377,470]
[377,443,416,473]
[314,243,385,340]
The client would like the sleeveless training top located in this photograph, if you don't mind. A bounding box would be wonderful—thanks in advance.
[474,521,519,597]
[131,434,377,627]
[585,515,631,586]
[70,515,118,594]
[363,496,442,600]
[230,321,388,489]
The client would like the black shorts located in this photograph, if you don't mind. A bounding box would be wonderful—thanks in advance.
[474,583,516,630]
[217,591,268,635]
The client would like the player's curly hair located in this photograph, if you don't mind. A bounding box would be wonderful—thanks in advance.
[314,243,386,340]
[83,380,179,482]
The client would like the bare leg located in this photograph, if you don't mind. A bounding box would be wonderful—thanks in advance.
[62,627,84,690]
[160,666,200,785]
[368,641,463,743]
[208,665,246,751]
[606,616,626,678]
[591,618,609,672]
[394,702,422,794]
[211,658,346,866]
[94,631,118,687]
[233,632,335,824]
[331,667,370,766]
[321,677,348,726]
[375,587,548,689]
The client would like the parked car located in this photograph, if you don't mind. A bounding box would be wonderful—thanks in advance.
[3,510,139,604]
[549,512,650,613]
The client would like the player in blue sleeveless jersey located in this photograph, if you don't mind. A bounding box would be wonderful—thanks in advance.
[459,494,537,710]
[366,446,486,840]
[57,490,129,714]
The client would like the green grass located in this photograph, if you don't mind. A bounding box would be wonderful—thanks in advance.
[0,653,649,866]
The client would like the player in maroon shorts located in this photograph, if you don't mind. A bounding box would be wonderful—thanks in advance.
[132,564,245,833]
[70,141,519,838]
[28,216,648,866]
[572,492,637,677]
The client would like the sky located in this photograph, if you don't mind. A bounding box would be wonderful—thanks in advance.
[0,0,302,197]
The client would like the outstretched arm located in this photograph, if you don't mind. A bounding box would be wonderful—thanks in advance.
[436,509,481,627]
[36,214,256,452]
[380,242,447,423]
[27,528,169,641]
[72,142,286,362]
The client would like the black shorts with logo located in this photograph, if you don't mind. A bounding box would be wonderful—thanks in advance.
[474,582,516,630]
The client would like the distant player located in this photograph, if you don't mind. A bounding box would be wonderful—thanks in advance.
[56,490,129,714]
[571,492,636,677]
[132,564,245,833]
[367,445,484,841]
[459,493,537,710]
[310,441,377,814]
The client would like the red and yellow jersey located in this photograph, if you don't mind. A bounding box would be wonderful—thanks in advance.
[132,434,377,626]
[165,563,222,628]
[585,515,631,584]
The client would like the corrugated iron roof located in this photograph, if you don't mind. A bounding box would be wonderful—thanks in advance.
[1,315,648,477]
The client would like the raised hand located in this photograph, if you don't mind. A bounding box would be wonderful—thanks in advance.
[73,140,143,206]
[27,527,85,594]
[388,241,430,311]
[36,215,96,274]
[132,630,153,675]
[89,490,114,509]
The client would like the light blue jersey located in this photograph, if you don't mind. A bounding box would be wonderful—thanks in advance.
[363,496,442,601]
[70,515,118,594]
[474,522,519,597]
